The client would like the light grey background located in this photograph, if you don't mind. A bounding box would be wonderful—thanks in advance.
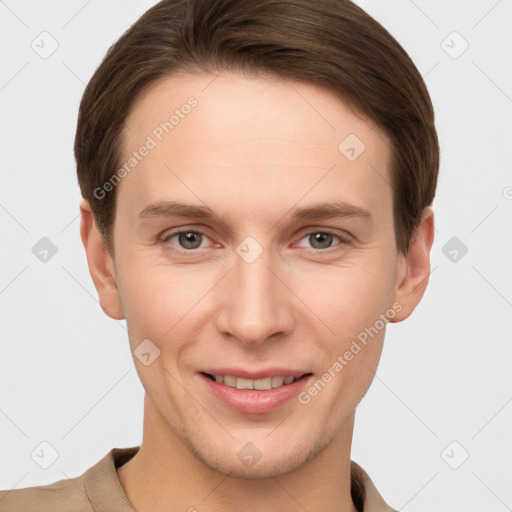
[0,1,511,511]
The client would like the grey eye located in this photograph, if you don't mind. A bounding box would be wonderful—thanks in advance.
[168,231,206,250]
[310,232,334,249]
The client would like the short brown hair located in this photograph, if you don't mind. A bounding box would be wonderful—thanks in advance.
[75,0,439,255]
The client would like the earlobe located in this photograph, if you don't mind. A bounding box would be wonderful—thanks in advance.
[389,206,435,323]
[79,199,125,320]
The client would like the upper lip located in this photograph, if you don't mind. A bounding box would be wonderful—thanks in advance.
[200,368,311,380]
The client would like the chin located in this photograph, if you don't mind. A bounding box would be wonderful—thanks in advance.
[182,425,334,481]
[195,446,312,480]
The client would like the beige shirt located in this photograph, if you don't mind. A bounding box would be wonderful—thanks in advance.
[0,446,397,511]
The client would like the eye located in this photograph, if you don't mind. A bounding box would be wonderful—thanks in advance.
[163,230,213,250]
[296,230,348,250]
[160,228,350,253]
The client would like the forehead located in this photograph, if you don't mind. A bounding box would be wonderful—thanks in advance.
[118,71,393,224]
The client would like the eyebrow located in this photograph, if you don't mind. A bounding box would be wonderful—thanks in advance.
[138,200,371,224]
[139,201,225,222]
[289,201,371,222]
[139,201,371,223]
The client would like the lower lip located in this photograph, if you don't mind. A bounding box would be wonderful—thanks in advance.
[199,373,312,414]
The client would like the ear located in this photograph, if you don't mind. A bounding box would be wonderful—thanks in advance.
[389,206,435,322]
[79,198,124,320]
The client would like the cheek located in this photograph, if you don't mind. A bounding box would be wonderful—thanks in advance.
[116,257,213,347]
[291,255,395,403]
[294,256,396,340]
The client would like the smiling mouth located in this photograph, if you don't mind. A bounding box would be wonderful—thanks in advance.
[201,372,312,391]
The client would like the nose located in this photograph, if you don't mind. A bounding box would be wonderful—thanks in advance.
[213,242,295,347]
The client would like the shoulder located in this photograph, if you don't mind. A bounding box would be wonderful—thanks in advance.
[0,474,92,512]
[0,446,139,512]
[351,460,398,512]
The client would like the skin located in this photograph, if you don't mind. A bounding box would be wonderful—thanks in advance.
[80,71,434,512]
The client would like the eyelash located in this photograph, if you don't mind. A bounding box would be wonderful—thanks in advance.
[159,228,352,253]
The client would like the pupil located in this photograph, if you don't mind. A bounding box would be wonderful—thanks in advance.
[312,232,331,249]
[180,232,201,249]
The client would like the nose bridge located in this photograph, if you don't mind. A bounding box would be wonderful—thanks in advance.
[214,238,294,345]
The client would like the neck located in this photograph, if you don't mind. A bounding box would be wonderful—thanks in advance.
[117,394,358,512]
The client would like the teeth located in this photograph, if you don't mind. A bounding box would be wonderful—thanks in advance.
[272,376,284,388]
[254,377,272,390]
[236,377,254,390]
[212,374,299,390]
[223,375,236,386]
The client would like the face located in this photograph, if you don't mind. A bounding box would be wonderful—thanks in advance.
[94,71,417,478]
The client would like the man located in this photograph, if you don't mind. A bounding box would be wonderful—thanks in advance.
[0,0,438,510]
